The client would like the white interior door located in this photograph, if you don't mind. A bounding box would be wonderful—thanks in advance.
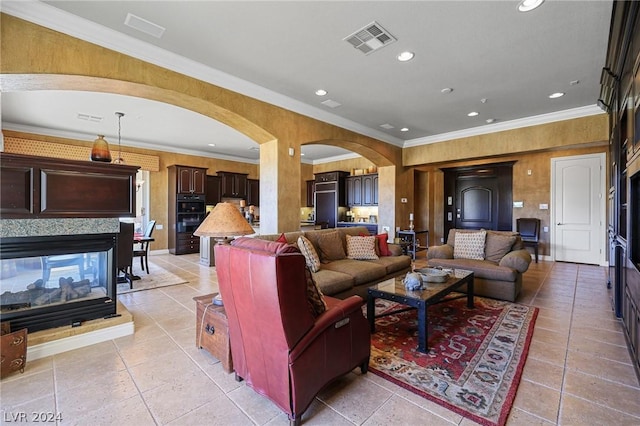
[551,153,605,265]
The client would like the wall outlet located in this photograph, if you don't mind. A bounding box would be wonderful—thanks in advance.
[156,224,163,230]
[543,226,549,233]
[539,203,549,210]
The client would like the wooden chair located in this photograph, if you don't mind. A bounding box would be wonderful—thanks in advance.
[133,220,156,274]
[517,218,540,263]
[117,222,134,287]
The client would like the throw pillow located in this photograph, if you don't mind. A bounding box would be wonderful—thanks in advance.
[346,234,379,260]
[315,230,346,262]
[297,236,321,272]
[375,233,392,256]
[276,233,287,243]
[485,233,517,263]
[303,266,327,317]
[453,230,486,260]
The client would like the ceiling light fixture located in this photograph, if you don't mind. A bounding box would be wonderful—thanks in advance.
[397,51,414,62]
[400,127,409,132]
[113,112,125,164]
[486,118,496,124]
[208,143,216,147]
[315,89,327,96]
[441,88,453,94]
[518,0,544,12]
[467,111,479,117]
[548,92,565,99]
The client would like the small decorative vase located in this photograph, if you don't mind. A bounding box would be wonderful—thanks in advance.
[90,135,112,162]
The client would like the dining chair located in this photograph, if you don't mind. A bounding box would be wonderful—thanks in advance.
[134,220,156,274]
[516,218,541,263]
[117,222,134,287]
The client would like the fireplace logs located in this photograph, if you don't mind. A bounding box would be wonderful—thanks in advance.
[1,277,92,310]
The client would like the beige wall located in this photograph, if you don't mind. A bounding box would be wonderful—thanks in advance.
[1,13,612,253]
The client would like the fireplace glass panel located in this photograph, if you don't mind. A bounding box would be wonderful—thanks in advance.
[0,234,117,332]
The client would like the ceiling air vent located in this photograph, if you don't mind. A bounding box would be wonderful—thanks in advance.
[124,13,166,38]
[344,21,396,55]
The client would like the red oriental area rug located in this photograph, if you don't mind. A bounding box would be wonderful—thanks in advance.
[367,297,538,426]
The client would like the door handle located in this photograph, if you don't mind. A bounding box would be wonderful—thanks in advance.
[557,223,562,225]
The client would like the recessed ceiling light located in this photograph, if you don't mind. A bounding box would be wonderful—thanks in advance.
[315,89,327,96]
[301,153,305,156]
[570,80,580,86]
[518,0,544,12]
[208,143,216,147]
[400,127,409,132]
[486,118,495,124]
[468,111,479,117]
[397,51,415,62]
[441,87,453,94]
[549,92,565,99]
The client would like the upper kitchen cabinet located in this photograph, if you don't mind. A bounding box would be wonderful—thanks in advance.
[175,165,207,195]
[217,171,248,198]
[247,179,260,206]
[306,180,315,207]
[346,173,378,206]
[206,175,222,205]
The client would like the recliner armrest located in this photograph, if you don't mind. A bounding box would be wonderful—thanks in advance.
[427,244,454,260]
[290,295,365,360]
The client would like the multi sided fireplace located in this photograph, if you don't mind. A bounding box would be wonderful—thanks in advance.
[0,153,138,334]
[0,233,117,332]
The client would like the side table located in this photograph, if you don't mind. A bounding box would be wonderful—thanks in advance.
[397,230,429,260]
[194,294,233,373]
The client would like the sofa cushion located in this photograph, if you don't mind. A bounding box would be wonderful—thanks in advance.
[322,259,387,285]
[499,250,532,273]
[276,233,288,243]
[315,230,346,262]
[298,236,321,272]
[367,255,411,274]
[428,258,518,282]
[346,235,378,260]
[310,269,354,295]
[304,266,327,316]
[453,230,486,260]
[485,233,517,263]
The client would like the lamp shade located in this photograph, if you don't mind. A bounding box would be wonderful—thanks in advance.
[193,202,255,238]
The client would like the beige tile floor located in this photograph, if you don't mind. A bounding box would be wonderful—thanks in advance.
[2,251,639,425]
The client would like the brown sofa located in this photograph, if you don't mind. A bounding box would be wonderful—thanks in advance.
[427,229,532,302]
[258,226,412,299]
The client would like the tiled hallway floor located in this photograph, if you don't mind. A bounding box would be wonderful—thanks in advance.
[2,252,639,425]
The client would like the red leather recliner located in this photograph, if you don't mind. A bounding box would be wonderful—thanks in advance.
[215,237,370,425]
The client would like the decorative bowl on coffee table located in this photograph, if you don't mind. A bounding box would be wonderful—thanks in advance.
[414,267,449,283]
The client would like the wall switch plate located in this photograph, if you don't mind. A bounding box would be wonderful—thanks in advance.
[156,224,163,230]
[539,203,549,209]
[513,201,524,208]
[543,226,549,232]
[401,198,407,203]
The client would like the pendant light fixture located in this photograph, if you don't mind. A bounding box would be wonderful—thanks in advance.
[113,111,125,164]
[90,135,112,162]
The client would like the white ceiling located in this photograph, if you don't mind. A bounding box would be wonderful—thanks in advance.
[1,1,612,164]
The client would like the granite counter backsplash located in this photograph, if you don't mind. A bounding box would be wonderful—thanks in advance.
[0,218,120,238]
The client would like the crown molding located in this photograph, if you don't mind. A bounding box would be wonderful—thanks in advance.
[311,152,362,165]
[404,105,605,147]
[2,1,403,147]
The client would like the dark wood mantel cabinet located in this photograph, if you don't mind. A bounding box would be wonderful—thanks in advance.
[601,1,640,381]
[0,153,138,218]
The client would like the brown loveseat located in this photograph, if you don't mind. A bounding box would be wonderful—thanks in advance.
[258,226,412,299]
[427,229,532,302]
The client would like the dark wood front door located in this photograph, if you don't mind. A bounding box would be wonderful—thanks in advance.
[443,163,514,237]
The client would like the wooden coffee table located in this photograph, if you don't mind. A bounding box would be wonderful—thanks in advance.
[367,269,474,353]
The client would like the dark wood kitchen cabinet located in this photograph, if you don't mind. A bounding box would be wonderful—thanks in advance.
[346,173,378,207]
[217,171,248,198]
[247,179,259,206]
[306,180,315,207]
[206,175,222,205]
[174,165,206,195]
